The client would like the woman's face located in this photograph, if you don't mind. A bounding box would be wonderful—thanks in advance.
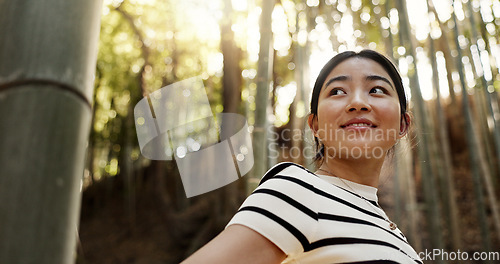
[310,57,406,160]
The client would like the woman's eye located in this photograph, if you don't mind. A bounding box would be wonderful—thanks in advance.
[330,88,346,96]
[370,87,387,94]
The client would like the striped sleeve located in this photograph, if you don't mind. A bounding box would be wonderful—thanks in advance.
[226,163,319,257]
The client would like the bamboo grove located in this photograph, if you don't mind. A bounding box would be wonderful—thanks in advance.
[77,0,500,262]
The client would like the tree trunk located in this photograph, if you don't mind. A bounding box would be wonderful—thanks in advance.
[428,2,458,106]
[250,0,275,194]
[396,0,445,253]
[450,2,493,255]
[221,0,242,115]
[0,0,103,263]
[290,4,311,167]
[220,0,244,222]
[426,15,462,249]
[465,0,500,241]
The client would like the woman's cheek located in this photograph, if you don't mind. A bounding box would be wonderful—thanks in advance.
[381,104,401,141]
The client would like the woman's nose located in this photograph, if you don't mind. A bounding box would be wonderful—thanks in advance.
[346,93,371,112]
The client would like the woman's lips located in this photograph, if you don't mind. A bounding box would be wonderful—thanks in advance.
[340,118,377,128]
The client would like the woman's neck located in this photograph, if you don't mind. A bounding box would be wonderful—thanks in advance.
[318,156,385,187]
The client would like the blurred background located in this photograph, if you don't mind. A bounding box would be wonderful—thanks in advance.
[77,0,500,263]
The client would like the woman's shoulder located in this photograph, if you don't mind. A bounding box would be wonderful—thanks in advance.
[258,162,351,199]
[258,162,319,186]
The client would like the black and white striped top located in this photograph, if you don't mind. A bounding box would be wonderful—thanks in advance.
[227,162,422,264]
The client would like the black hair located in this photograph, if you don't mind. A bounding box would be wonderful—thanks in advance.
[309,49,409,164]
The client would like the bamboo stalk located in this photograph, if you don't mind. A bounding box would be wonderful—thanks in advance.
[465,0,500,245]
[427,3,458,107]
[425,2,462,247]
[477,13,500,188]
[396,0,445,253]
[382,0,396,61]
[0,1,103,263]
[382,0,421,250]
[450,0,493,253]
[250,0,275,194]
[291,9,305,165]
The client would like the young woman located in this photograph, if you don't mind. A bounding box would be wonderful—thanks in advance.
[182,50,422,263]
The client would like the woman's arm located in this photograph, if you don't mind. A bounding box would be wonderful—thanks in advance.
[181,224,287,264]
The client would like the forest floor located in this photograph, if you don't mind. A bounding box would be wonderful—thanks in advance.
[78,178,185,264]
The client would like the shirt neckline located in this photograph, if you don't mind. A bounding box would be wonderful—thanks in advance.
[316,174,378,203]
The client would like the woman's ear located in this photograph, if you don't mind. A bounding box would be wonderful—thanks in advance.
[308,114,319,137]
[399,113,411,138]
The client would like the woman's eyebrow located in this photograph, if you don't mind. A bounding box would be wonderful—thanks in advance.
[366,75,394,90]
[324,75,350,88]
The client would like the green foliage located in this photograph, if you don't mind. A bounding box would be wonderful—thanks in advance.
[89,0,232,181]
